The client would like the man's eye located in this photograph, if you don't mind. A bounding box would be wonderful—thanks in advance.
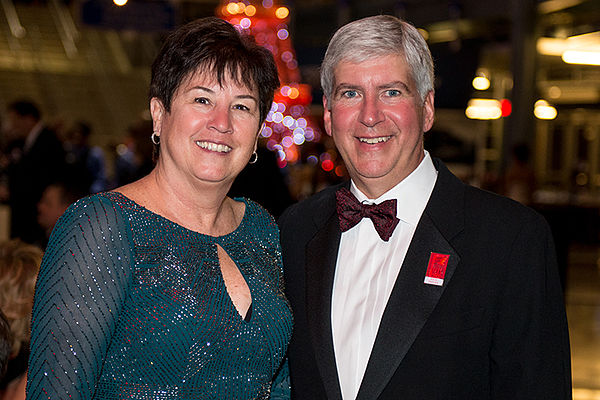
[341,90,358,98]
[386,89,401,97]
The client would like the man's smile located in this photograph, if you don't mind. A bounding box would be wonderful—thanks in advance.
[357,136,392,144]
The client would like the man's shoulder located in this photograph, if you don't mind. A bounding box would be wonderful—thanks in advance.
[37,126,60,141]
[433,161,546,230]
[465,182,534,211]
[461,182,547,230]
[31,127,63,152]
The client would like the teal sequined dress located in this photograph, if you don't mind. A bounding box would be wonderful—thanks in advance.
[26,192,293,399]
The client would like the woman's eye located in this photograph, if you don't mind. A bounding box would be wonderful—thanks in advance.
[194,97,209,104]
[234,104,250,111]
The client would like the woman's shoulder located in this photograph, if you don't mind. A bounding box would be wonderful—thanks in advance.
[240,198,277,228]
[44,192,135,273]
[61,192,112,218]
[53,192,131,237]
[236,198,281,244]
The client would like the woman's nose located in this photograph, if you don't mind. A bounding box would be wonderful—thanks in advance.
[208,106,233,134]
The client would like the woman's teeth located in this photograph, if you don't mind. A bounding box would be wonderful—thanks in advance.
[195,141,232,153]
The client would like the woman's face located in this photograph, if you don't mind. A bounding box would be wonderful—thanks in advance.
[151,71,261,189]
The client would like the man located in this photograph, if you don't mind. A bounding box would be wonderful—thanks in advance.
[4,100,66,243]
[37,182,85,248]
[63,121,108,194]
[278,15,571,399]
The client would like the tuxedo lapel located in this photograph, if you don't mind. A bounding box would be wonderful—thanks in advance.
[305,190,344,400]
[356,160,465,400]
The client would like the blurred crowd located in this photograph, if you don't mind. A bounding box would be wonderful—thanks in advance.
[0,99,160,247]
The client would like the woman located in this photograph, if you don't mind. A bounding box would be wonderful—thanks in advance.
[0,310,9,380]
[26,17,292,399]
[0,240,43,400]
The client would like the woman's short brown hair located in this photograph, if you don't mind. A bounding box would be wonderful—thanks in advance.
[149,17,279,125]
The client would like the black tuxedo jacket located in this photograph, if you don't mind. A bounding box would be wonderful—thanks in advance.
[8,126,66,243]
[278,158,571,400]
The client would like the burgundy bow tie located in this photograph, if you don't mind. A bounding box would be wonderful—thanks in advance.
[335,187,400,241]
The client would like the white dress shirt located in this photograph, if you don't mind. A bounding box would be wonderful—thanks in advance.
[331,152,438,400]
[23,121,44,153]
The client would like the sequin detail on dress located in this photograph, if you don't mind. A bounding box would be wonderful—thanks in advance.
[27,192,293,399]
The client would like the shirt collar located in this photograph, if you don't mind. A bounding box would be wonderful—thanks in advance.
[24,121,44,153]
[350,151,438,226]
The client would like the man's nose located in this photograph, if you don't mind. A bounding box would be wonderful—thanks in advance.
[359,95,384,127]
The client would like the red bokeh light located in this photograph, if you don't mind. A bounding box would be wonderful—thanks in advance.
[500,99,512,117]
[321,159,334,172]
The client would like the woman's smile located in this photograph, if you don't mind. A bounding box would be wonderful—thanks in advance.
[195,140,232,153]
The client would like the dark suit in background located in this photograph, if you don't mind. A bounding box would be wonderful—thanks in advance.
[8,126,65,243]
[229,145,293,219]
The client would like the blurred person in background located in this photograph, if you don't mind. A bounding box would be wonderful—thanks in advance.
[3,100,66,244]
[63,121,108,194]
[503,143,536,206]
[0,311,10,382]
[228,138,293,218]
[27,17,292,400]
[36,182,86,249]
[112,118,156,188]
[0,240,43,400]
[0,116,19,204]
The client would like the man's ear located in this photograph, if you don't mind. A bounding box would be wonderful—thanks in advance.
[422,91,435,133]
[323,96,333,137]
[150,98,165,134]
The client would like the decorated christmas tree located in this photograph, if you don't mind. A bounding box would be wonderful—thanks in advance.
[217,0,321,168]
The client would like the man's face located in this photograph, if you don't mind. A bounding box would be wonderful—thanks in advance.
[323,54,434,198]
[5,111,34,140]
[37,186,69,234]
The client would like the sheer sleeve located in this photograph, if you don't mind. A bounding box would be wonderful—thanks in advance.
[26,196,134,400]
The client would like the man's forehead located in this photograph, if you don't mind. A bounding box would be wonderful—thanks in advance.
[332,54,413,87]
[335,52,406,68]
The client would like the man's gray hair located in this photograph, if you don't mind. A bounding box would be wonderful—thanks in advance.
[320,15,434,107]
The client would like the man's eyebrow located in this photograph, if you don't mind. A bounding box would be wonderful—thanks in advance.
[334,83,361,91]
[378,81,412,93]
[333,81,412,93]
